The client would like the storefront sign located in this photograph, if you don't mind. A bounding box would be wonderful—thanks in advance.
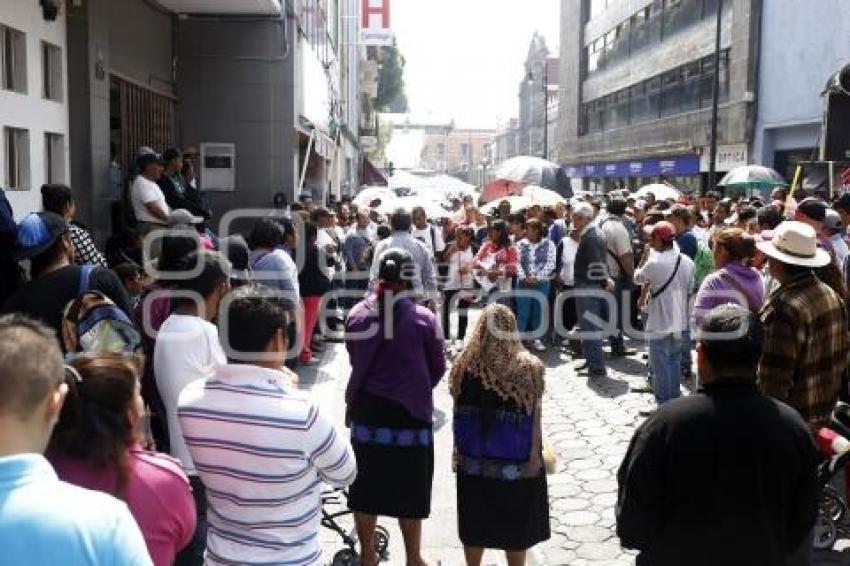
[699,143,748,172]
[565,154,700,178]
[360,0,394,46]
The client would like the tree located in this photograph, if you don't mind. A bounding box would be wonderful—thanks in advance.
[376,42,409,113]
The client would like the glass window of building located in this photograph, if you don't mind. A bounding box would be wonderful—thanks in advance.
[42,41,63,102]
[647,76,663,119]
[703,0,721,19]
[0,24,27,94]
[700,55,716,107]
[661,68,684,117]
[45,132,65,184]
[719,50,730,103]
[662,0,702,38]
[610,90,630,129]
[630,2,662,53]
[4,127,30,190]
[681,61,702,111]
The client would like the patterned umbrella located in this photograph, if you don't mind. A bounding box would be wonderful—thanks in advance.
[718,165,788,189]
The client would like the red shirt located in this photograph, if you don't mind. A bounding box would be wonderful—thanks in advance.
[49,444,196,566]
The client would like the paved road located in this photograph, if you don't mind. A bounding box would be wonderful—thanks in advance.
[295,314,850,565]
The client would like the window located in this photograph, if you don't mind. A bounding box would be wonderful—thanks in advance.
[661,68,684,117]
[436,143,446,159]
[699,50,731,108]
[608,20,630,65]
[680,61,702,112]
[461,142,470,159]
[609,90,630,129]
[647,76,662,119]
[629,3,662,53]
[4,127,30,190]
[587,39,603,74]
[42,41,62,102]
[45,133,65,184]
[0,24,27,94]
[662,0,702,38]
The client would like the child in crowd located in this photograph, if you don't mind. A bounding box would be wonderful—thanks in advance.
[443,227,475,348]
[113,262,145,310]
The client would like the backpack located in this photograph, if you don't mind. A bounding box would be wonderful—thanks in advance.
[692,239,715,291]
[61,265,141,354]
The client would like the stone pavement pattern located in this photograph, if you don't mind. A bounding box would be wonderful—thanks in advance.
[297,326,850,565]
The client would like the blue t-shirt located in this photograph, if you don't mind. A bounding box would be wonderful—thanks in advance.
[676,230,699,260]
[0,454,152,566]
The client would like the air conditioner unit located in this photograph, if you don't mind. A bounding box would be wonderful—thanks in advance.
[200,143,236,192]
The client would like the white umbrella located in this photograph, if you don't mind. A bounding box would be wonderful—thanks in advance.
[523,185,566,206]
[377,196,452,220]
[492,156,562,187]
[634,183,681,202]
[353,186,396,208]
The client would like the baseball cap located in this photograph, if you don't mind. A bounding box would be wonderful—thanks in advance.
[136,151,165,169]
[650,221,676,244]
[15,212,69,259]
[796,197,827,222]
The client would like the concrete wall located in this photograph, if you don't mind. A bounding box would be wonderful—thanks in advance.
[0,3,69,218]
[66,0,173,239]
[753,0,850,165]
[558,0,761,167]
[176,15,295,229]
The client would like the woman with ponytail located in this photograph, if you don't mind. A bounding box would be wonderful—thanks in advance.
[345,248,446,566]
[47,353,196,566]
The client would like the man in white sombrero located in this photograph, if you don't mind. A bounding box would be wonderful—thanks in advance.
[756,221,850,434]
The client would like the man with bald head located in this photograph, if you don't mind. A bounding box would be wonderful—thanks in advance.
[0,315,151,565]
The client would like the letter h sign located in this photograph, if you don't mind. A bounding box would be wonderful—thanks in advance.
[361,0,390,29]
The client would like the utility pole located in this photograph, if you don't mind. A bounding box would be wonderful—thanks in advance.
[707,0,723,195]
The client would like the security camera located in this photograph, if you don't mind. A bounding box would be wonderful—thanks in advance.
[41,0,59,21]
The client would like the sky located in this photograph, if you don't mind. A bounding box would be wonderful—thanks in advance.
[391,0,560,130]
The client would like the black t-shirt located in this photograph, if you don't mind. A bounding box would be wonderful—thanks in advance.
[2,265,131,338]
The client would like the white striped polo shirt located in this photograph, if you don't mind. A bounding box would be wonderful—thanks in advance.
[177,364,357,566]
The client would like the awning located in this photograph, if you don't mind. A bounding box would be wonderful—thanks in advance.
[565,154,701,178]
[156,0,281,15]
[360,158,388,187]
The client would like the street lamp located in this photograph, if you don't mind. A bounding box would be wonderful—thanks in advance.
[527,63,549,161]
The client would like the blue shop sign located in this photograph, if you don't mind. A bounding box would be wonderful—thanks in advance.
[565,154,700,178]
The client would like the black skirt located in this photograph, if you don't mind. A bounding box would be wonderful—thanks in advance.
[347,392,435,519]
[457,468,550,551]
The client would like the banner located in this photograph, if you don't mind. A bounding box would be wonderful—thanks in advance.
[360,0,394,46]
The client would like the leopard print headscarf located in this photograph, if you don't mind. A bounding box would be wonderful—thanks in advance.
[449,304,545,414]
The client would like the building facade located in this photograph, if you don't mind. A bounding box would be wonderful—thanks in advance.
[753,0,850,181]
[518,34,559,160]
[419,128,496,180]
[1,1,70,218]
[2,0,366,239]
[558,0,761,193]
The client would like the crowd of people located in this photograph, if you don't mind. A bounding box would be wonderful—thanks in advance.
[1,145,850,566]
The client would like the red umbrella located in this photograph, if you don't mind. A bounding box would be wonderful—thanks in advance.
[481,179,526,203]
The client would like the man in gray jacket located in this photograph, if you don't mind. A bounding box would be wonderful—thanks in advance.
[571,202,609,378]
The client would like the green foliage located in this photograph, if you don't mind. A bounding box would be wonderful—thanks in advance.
[376,43,409,113]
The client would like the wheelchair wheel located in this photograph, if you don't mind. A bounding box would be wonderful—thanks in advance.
[822,485,847,523]
[375,525,390,560]
[813,513,837,550]
[331,548,358,566]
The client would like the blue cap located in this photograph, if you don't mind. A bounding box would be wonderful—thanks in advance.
[15,212,68,259]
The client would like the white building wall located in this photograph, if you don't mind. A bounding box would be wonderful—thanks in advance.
[0,3,69,219]
[754,0,850,165]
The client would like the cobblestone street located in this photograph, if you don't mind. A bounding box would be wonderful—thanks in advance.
[294,307,850,566]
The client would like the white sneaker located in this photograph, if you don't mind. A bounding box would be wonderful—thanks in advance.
[532,339,546,352]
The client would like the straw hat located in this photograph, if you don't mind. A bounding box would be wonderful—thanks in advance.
[755,221,831,268]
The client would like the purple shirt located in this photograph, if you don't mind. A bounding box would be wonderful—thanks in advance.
[345,296,445,422]
[693,262,766,327]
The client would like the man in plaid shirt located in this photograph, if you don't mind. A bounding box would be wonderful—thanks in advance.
[756,221,850,433]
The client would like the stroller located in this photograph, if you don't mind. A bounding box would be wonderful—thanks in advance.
[322,488,390,565]
[814,401,850,549]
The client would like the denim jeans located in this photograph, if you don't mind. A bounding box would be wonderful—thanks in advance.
[649,333,683,404]
[606,279,631,349]
[575,291,606,372]
[680,325,693,376]
[515,280,551,339]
